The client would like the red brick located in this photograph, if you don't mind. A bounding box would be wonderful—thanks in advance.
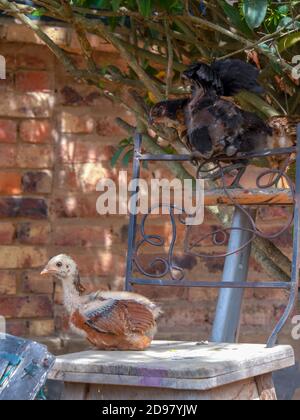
[16,222,51,245]
[69,252,117,277]
[0,73,15,93]
[6,24,44,44]
[0,246,48,269]
[187,224,228,248]
[53,225,113,248]
[0,197,48,219]
[21,270,53,294]
[60,86,84,106]
[60,85,104,107]
[187,286,219,302]
[16,71,53,92]
[17,145,53,168]
[0,295,53,318]
[6,320,29,337]
[59,138,114,164]
[0,92,54,118]
[0,172,22,194]
[0,120,17,143]
[21,171,52,193]
[29,319,55,337]
[96,116,126,137]
[253,288,287,301]
[57,164,113,192]
[0,272,17,295]
[51,195,99,218]
[0,145,16,167]
[159,302,210,329]
[20,120,53,144]
[16,45,54,70]
[0,223,15,244]
[259,207,291,222]
[60,112,95,134]
[242,303,274,327]
[0,48,15,70]
[135,284,188,301]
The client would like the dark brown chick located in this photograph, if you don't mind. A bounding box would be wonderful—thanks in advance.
[265,116,300,187]
[150,98,189,143]
[267,116,299,167]
[150,61,300,187]
[182,61,272,162]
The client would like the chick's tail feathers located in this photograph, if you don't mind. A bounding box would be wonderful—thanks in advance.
[211,59,264,96]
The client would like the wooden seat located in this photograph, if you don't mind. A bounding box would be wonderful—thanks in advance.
[204,188,293,206]
[49,341,294,400]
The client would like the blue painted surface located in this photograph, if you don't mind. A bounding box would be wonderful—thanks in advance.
[0,352,21,366]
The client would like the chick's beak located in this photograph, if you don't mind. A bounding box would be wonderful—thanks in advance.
[40,267,50,276]
[40,265,57,276]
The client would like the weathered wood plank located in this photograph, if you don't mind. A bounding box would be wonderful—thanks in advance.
[49,341,295,391]
[61,378,260,400]
[62,383,89,401]
[204,189,293,206]
[255,374,277,400]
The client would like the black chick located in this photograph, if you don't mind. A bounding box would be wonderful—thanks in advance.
[150,58,264,139]
[150,60,272,187]
[182,59,264,96]
[211,59,265,96]
[185,87,272,161]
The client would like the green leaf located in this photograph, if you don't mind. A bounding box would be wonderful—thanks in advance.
[111,145,127,167]
[277,5,289,15]
[119,137,133,147]
[218,1,253,37]
[122,149,134,167]
[111,0,121,11]
[236,91,279,118]
[278,16,293,29]
[142,160,149,170]
[31,8,46,17]
[243,0,268,29]
[163,145,176,154]
[88,0,112,9]
[138,0,152,17]
[278,31,300,52]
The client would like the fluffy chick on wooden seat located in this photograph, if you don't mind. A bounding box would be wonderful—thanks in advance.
[41,254,161,350]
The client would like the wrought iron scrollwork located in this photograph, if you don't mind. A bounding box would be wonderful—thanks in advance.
[126,132,300,348]
[133,147,296,280]
[133,205,186,281]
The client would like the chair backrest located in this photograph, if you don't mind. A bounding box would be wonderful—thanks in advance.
[125,128,300,347]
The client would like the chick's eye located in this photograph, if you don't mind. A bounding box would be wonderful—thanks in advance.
[56,262,62,268]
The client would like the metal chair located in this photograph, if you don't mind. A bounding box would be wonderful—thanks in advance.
[125,126,300,347]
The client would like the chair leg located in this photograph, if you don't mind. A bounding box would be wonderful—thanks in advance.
[210,207,256,343]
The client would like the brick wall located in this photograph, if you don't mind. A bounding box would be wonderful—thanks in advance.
[0,21,298,358]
